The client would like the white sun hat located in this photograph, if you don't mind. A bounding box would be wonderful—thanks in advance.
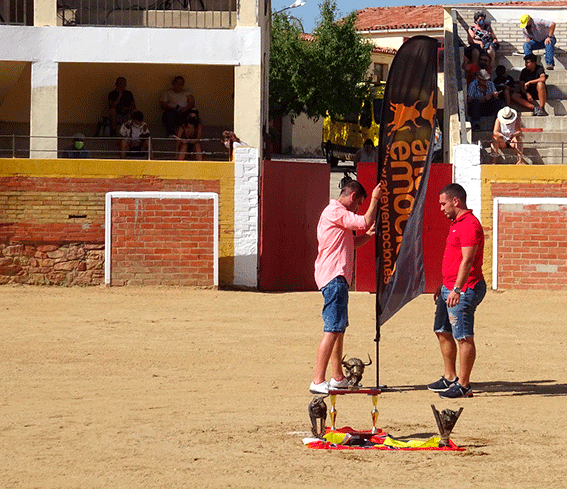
[498,106,518,125]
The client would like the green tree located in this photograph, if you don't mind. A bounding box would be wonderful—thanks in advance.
[269,0,373,121]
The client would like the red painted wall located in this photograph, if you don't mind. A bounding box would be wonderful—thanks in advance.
[355,162,452,293]
[259,160,329,291]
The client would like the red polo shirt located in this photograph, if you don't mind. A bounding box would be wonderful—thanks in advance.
[442,210,484,291]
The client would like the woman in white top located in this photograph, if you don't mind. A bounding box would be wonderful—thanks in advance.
[491,106,524,165]
[160,76,196,137]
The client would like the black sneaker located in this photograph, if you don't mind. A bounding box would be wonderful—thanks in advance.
[438,382,473,398]
[427,376,458,392]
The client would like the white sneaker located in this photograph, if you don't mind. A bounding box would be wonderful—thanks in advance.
[309,381,329,395]
[329,377,350,389]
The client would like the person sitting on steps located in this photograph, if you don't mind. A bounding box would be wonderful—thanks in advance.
[513,53,548,116]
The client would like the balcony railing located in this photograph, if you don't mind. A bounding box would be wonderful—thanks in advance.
[0,134,231,160]
[0,0,236,28]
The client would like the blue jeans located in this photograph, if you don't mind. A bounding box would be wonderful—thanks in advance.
[524,37,556,66]
[433,280,486,341]
[321,276,349,333]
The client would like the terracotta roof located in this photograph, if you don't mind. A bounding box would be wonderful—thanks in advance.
[372,46,398,55]
[355,1,567,32]
[355,5,444,31]
[299,33,314,42]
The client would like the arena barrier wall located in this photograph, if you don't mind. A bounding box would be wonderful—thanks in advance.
[455,145,567,290]
[0,156,254,287]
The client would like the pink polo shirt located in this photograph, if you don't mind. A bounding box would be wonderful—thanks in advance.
[314,199,369,289]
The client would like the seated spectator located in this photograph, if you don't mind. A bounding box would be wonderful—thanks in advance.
[494,65,516,107]
[108,77,136,135]
[160,76,196,137]
[514,53,548,116]
[491,107,524,165]
[119,111,150,159]
[468,11,499,69]
[462,46,480,84]
[222,130,246,157]
[467,69,503,131]
[353,139,377,165]
[175,109,203,161]
[521,14,556,70]
[63,133,91,159]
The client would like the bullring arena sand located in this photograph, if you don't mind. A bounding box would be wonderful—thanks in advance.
[1,285,566,488]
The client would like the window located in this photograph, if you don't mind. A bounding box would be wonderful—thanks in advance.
[373,63,389,83]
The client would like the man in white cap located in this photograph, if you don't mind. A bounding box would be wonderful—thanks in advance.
[491,106,524,165]
[521,14,556,70]
[467,69,503,131]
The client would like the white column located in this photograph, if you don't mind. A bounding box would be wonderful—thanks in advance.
[453,144,482,222]
[30,61,58,159]
[233,146,259,288]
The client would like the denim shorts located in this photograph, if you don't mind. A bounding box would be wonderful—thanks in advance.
[321,276,349,333]
[433,280,486,340]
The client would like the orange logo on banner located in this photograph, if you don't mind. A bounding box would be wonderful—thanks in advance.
[420,92,436,126]
[387,101,420,136]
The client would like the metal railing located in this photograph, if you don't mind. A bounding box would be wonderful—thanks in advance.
[57,0,236,28]
[0,135,231,160]
[477,138,567,165]
[0,0,32,25]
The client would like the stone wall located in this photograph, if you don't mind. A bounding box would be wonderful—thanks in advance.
[0,242,104,285]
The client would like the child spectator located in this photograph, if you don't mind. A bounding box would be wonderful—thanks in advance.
[494,65,515,107]
[119,111,150,158]
[63,133,91,159]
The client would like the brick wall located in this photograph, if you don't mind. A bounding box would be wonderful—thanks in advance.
[0,175,220,286]
[109,195,216,287]
[496,199,567,290]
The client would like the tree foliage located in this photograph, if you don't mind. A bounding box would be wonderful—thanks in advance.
[269,0,373,121]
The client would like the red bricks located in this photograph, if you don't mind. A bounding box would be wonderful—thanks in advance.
[0,176,219,286]
[110,197,216,287]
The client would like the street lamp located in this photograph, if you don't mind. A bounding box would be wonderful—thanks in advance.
[273,0,306,15]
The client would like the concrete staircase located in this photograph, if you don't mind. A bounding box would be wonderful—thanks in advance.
[475,50,567,165]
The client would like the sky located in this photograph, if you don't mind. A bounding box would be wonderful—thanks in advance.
[271,0,466,33]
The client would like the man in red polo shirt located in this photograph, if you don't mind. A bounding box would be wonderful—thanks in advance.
[428,183,486,398]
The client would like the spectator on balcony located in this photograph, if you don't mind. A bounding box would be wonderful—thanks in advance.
[119,111,150,159]
[63,133,91,159]
[521,14,556,70]
[491,107,525,165]
[516,53,548,116]
[222,130,246,157]
[467,69,503,131]
[176,109,203,161]
[108,77,136,135]
[160,76,196,137]
[468,11,499,69]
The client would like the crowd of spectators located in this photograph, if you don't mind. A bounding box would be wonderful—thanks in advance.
[463,11,555,164]
[64,75,240,161]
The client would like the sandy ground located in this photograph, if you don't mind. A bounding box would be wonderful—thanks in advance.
[1,286,566,488]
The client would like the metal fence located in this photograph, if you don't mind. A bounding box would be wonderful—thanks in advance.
[477,138,567,165]
[0,134,231,160]
[57,0,237,28]
[0,0,237,28]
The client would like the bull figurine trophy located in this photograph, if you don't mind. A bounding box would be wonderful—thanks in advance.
[431,404,464,447]
[341,354,372,388]
[308,396,328,438]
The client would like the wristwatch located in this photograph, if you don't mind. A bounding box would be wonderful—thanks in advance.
[452,286,461,294]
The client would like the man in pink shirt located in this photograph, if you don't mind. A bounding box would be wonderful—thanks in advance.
[428,183,486,399]
[310,180,383,395]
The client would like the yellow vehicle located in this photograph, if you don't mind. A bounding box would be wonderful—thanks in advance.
[321,83,385,167]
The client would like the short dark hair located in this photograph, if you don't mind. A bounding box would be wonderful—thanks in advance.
[524,53,537,63]
[440,183,466,203]
[495,65,506,76]
[473,11,485,22]
[132,110,144,121]
[173,76,185,84]
[363,139,374,147]
[340,180,367,199]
